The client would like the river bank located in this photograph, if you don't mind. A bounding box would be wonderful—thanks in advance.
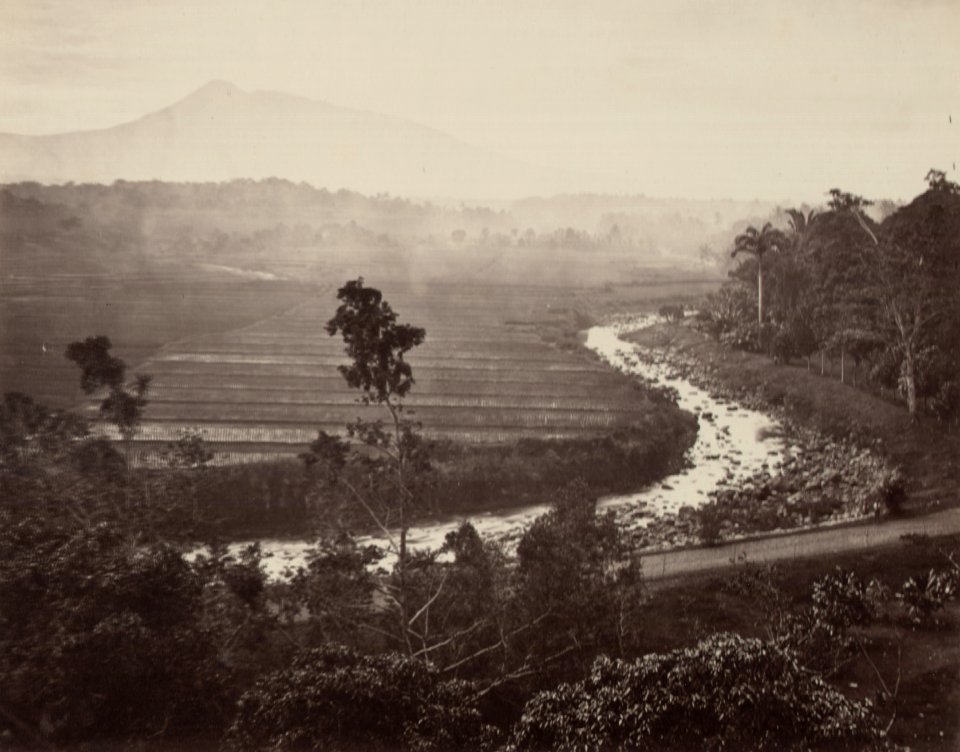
[589,317,900,551]
[626,320,960,507]
[624,319,960,534]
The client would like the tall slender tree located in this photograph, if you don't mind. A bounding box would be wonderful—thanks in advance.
[730,222,788,339]
[304,278,429,655]
[851,192,960,417]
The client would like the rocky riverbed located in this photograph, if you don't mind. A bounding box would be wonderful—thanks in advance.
[616,318,902,550]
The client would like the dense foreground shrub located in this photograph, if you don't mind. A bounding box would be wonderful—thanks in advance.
[0,520,228,743]
[227,645,497,751]
[507,633,880,752]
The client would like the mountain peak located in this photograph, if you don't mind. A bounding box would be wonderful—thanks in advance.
[0,81,576,199]
[182,80,244,104]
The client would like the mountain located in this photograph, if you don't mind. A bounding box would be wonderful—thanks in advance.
[0,81,577,200]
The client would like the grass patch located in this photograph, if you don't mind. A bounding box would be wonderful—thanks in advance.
[635,535,960,752]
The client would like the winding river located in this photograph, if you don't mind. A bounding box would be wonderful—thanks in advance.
[223,316,787,579]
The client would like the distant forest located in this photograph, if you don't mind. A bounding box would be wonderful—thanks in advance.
[1,178,779,279]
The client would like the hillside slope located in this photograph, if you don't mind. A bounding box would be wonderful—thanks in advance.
[0,81,573,200]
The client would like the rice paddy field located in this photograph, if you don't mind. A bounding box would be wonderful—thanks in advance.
[0,272,310,408]
[3,271,676,463]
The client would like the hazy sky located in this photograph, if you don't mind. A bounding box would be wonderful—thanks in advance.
[1,0,957,201]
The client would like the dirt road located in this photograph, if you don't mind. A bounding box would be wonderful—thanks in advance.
[641,506,960,581]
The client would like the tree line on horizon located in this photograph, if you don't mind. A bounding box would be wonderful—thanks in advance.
[1,178,770,271]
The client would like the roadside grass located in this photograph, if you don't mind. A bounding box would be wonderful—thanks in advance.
[635,534,960,752]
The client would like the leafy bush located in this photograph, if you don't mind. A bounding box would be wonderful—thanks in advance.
[227,645,496,751]
[769,324,795,363]
[697,502,723,545]
[719,318,760,351]
[515,480,645,669]
[657,303,685,322]
[897,569,956,625]
[811,569,878,629]
[507,633,879,752]
[871,467,907,514]
[0,521,227,743]
[696,284,755,342]
[931,378,960,424]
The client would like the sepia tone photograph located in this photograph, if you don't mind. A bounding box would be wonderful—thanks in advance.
[1,1,959,749]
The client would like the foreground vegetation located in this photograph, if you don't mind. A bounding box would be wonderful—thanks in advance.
[3,278,959,750]
[4,463,957,749]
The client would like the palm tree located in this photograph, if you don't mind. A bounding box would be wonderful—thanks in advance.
[730,223,788,336]
[784,208,818,253]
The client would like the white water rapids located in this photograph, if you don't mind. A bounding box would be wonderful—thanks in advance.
[214,316,787,579]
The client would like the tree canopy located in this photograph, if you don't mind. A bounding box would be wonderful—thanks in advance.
[508,633,879,752]
[325,277,426,404]
[65,335,152,442]
[699,176,960,420]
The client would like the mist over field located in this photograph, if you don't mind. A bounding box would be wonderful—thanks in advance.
[1,175,774,281]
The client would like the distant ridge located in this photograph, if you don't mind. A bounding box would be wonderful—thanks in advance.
[0,81,578,200]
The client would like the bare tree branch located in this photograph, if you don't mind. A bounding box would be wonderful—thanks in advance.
[408,571,448,627]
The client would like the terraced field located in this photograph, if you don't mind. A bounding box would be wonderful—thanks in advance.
[0,272,309,407]
[81,281,661,462]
